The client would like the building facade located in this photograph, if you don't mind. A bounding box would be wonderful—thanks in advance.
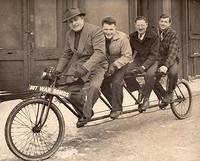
[0,0,199,91]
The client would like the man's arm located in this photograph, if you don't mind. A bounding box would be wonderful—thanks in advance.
[56,34,73,72]
[82,28,106,71]
[113,35,133,69]
[164,33,179,68]
[142,35,159,69]
[129,34,136,60]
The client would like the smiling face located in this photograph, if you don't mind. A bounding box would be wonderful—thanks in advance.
[68,15,84,32]
[102,23,116,39]
[135,19,148,35]
[159,17,171,31]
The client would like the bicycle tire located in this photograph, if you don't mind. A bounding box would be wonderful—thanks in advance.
[170,80,192,119]
[5,98,65,161]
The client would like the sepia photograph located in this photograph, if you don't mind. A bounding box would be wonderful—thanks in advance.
[0,0,200,160]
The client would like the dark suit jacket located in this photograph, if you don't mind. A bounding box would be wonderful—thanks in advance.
[56,22,108,82]
[129,27,159,69]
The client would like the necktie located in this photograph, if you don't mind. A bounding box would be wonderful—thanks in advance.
[160,32,164,41]
[138,33,144,40]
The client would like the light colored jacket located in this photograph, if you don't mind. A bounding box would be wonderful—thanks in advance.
[108,31,133,69]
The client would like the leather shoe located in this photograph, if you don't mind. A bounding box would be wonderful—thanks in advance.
[142,98,149,109]
[138,98,149,112]
[159,100,168,110]
[110,111,122,119]
[76,110,94,128]
[76,117,90,128]
[163,92,173,104]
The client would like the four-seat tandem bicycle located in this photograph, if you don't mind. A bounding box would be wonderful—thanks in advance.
[4,67,192,161]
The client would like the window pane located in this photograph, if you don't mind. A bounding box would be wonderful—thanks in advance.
[0,0,22,49]
[35,0,57,48]
[190,0,200,34]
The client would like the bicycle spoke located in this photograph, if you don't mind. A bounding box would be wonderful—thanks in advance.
[12,116,33,130]
[170,81,192,119]
[5,98,65,160]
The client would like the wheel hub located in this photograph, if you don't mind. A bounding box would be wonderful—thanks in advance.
[32,126,41,133]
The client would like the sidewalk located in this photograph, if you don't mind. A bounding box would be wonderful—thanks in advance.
[187,78,200,96]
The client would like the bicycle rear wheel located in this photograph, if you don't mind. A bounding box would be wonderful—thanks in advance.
[5,98,65,161]
[170,80,192,119]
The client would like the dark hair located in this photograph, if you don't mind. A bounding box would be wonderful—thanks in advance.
[101,17,116,26]
[135,16,148,23]
[159,14,171,23]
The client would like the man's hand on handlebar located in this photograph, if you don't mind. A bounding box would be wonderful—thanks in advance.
[52,70,61,78]
[74,65,88,78]
[134,66,145,74]
[158,65,168,74]
[41,66,61,80]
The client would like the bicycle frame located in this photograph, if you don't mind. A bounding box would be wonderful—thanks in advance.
[5,69,192,161]
[30,72,188,124]
[33,94,53,131]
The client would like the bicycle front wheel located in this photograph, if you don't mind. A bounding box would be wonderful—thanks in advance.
[5,98,65,161]
[170,80,192,119]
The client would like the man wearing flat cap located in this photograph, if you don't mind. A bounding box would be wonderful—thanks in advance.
[55,8,108,127]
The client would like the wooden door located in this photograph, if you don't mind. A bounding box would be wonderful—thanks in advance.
[28,0,63,85]
[0,0,66,91]
[188,0,200,77]
[137,0,162,27]
[0,0,64,91]
[0,0,29,91]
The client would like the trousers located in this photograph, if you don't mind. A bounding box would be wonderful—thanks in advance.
[62,67,106,119]
[101,66,127,112]
[153,61,178,99]
[126,61,158,98]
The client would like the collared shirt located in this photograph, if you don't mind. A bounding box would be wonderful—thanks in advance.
[160,32,164,41]
[106,31,133,69]
[138,33,145,40]
[129,28,159,69]
[159,28,180,67]
[74,31,81,50]
[106,38,111,56]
